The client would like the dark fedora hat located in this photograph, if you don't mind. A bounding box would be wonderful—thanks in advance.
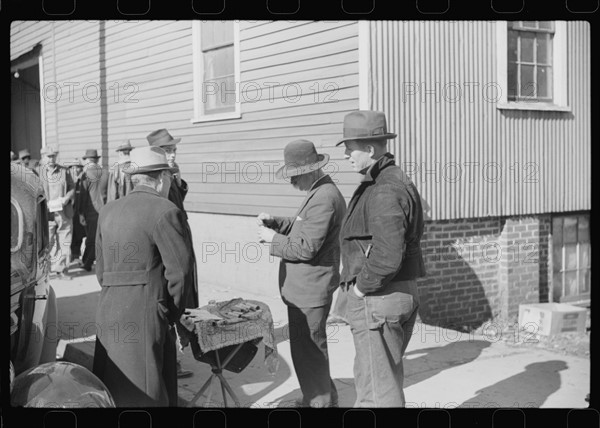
[116,139,133,152]
[127,146,178,175]
[82,149,100,159]
[336,110,397,146]
[19,149,31,159]
[146,129,181,147]
[275,139,330,180]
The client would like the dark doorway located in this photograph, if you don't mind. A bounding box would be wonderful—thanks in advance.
[11,59,42,160]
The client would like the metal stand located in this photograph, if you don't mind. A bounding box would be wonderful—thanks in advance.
[187,343,244,408]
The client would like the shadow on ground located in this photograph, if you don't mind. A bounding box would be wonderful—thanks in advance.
[460,360,568,407]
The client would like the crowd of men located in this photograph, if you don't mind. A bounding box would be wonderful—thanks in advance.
[10,110,426,408]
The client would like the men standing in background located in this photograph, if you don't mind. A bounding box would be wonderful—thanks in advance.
[147,129,198,379]
[40,145,75,280]
[77,149,109,272]
[257,139,346,408]
[108,140,134,202]
[93,146,195,406]
[336,111,426,407]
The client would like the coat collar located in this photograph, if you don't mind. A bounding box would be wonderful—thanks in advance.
[294,174,334,217]
[131,184,162,197]
[361,153,395,183]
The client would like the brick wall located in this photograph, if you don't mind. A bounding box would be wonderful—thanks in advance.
[417,215,550,329]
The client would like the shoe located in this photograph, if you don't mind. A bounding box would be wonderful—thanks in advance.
[82,264,93,272]
[176,361,193,378]
[70,259,83,268]
[327,315,348,325]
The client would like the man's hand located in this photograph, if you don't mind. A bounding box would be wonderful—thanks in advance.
[60,196,70,206]
[258,225,276,243]
[79,214,87,227]
[353,285,366,298]
[257,212,274,228]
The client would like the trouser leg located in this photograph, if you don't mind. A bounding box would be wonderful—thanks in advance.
[288,303,337,407]
[82,213,98,268]
[345,280,419,407]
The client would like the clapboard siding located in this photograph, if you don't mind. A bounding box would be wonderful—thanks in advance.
[368,21,591,220]
[11,20,360,216]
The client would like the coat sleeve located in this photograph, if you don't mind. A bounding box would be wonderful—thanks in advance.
[271,216,295,235]
[355,184,409,294]
[269,193,335,262]
[153,207,192,319]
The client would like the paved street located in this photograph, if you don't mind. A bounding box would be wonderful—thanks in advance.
[52,267,590,409]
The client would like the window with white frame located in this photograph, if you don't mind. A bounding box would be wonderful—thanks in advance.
[496,21,568,111]
[552,214,591,304]
[192,21,241,122]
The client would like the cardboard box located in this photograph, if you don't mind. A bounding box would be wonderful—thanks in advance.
[518,303,587,336]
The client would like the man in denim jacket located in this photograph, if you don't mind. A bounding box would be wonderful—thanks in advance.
[337,111,426,407]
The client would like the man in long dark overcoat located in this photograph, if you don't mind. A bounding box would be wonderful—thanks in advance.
[92,146,195,407]
[257,139,346,408]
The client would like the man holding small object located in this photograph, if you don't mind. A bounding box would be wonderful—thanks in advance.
[40,145,75,280]
[337,111,426,407]
[257,139,346,408]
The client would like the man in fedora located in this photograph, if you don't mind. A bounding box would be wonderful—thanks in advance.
[147,128,197,379]
[76,148,109,271]
[93,146,195,406]
[40,145,75,279]
[257,139,346,408]
[108,139,135,202]
[336,111,426,407]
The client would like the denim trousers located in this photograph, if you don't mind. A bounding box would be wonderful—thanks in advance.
[344,280,420,407]
[288,303,338,407]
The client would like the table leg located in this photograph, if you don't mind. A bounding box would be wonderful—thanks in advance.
[216,373,241,407]
[187,375,215,407]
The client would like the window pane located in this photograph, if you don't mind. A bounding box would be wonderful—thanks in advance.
[201,21,234,50]
[508,31,519,63]
[538,21,554,30]
[537,66,551,99]
[553,245,563,271]
[520,64,535,98]
[520,33,535,63]
[507,61,518,101]
[552,271,563,301]
[204,75,236,112]
[553,217,563,246]
[565,244,578,271]
[578,215,589,243]
[579,242,590,271]
[536,34,550,64]
[204,46,234,80]
[564,271,578,296]
[564,217,578,244]
[582,270,590,293]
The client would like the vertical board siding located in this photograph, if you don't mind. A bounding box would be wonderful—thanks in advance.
[369,21,590,220]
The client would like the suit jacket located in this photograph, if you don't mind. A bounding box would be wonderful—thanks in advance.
[269,175,346,308]
[92,185,194,407]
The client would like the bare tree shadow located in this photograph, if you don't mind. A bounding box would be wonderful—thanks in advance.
[459,360,568,408]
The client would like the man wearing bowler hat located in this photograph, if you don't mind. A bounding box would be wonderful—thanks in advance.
[77,148,109,271]
[108,139,135,202]
[147,128,197,378]
[257,139,346,407]
[336,111,426,407]
[93,146,195,406]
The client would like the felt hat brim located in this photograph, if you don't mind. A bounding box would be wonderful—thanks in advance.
[275,153,330,180]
